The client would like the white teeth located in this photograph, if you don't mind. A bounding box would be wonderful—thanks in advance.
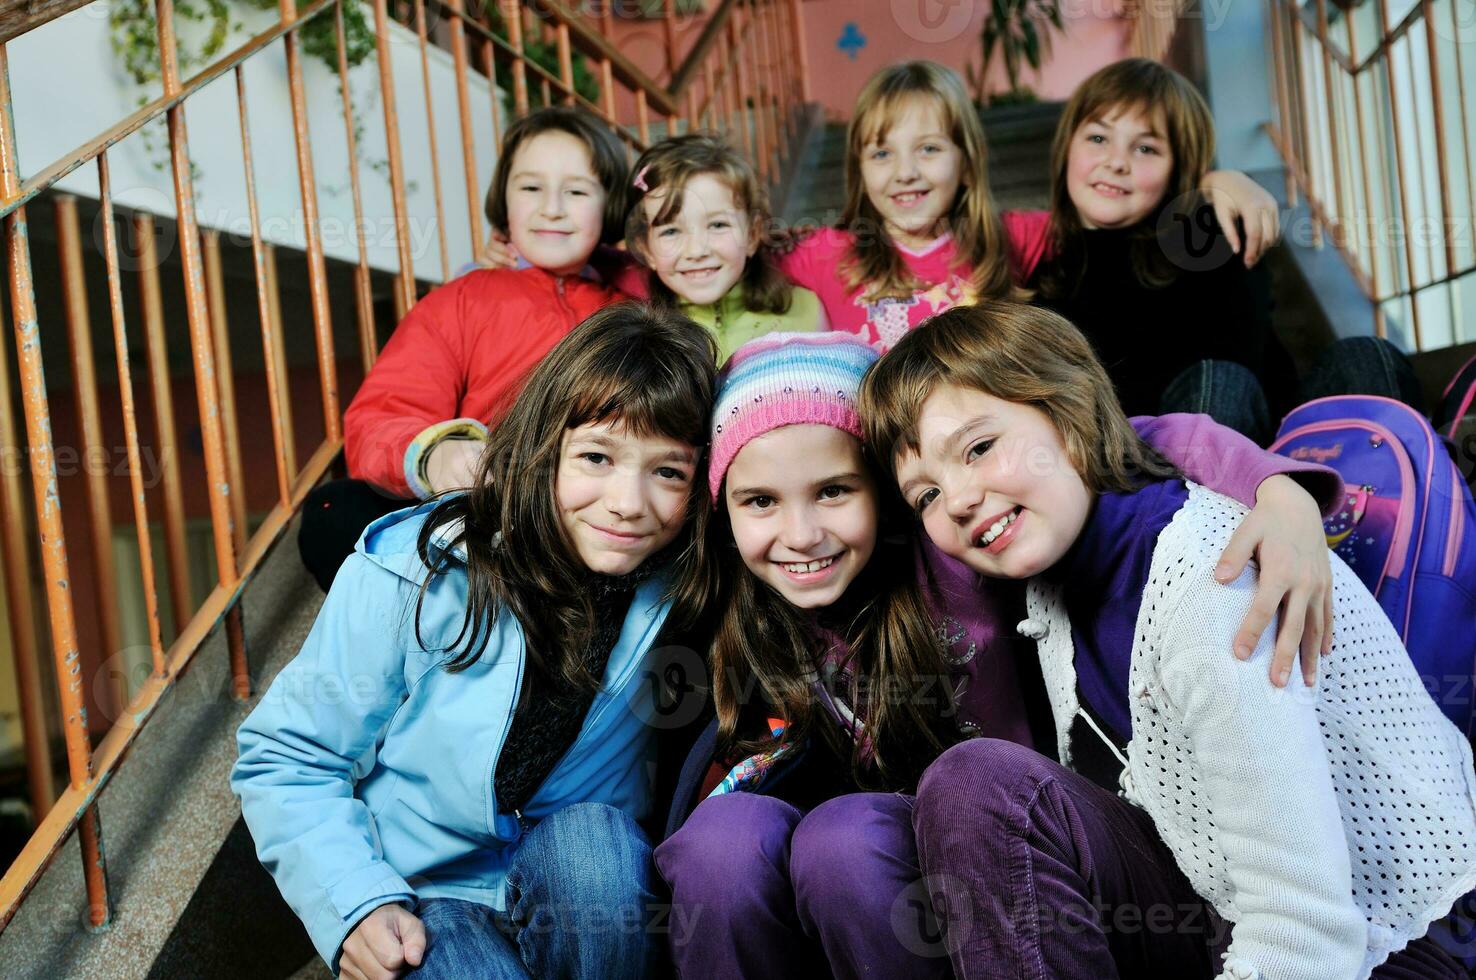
[975,510,1018,547]
[782,556,836,574]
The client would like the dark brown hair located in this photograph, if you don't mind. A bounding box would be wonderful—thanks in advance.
[415,303,720,688]
[859,301,1174,493]
[840,61,1026,304]
[624,133,794,314]
[1037,58,1216,300]
[710,446,960,791]
[484,106,631,246]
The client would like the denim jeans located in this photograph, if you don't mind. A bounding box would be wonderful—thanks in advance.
[1161,337,1423,446]
[1160,360,1273,445]
[410,802,658,979]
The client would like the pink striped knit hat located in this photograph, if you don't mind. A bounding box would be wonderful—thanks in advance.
[708,331,880,502]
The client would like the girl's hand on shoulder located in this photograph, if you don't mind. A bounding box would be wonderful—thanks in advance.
[1214,475,1332,689]
[760,220,818,257]
[340,903,426,980]
[425,438,484,495]
[1201,170,1280,268]
[478,228,521,270]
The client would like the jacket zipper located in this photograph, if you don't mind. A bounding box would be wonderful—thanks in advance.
[486,650,528,839]
[553,275,573,319]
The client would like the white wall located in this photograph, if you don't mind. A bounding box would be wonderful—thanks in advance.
[10,0,502,282]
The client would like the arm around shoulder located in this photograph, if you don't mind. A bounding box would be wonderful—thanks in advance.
[1152,560,1366,980]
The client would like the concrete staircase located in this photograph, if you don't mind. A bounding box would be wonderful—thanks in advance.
[0,521,328,980]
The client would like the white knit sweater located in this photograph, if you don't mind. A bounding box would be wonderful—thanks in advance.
[1023,483,1476,980]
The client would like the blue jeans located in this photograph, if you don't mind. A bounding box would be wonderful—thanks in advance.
[410,802,657,979]
[1162,338,1422,445]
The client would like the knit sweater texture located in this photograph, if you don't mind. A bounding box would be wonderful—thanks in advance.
[1023,482,1476,980]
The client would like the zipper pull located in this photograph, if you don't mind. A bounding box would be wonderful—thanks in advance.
[513,808,530,832]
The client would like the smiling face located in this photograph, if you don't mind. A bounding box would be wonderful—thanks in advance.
[894,384,1094,580]
[858,95,966,250]
[505,130,608,275]
[641,172,758,307]
[725,425,878,610]
[1065,105,1174,230]
[555,420,696,576]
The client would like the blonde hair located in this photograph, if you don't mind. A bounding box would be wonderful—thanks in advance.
[1038,58,1216,298]
[859,302,1174,493]
[840,61,1025,304]
[624,134,793,314]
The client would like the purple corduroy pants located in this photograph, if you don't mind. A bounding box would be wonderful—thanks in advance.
[655,790,952,979]
[912,738,1465,980]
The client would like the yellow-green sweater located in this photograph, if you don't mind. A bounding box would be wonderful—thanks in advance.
[680,284,827,361]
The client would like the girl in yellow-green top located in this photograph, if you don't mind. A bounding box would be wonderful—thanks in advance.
[620,134,827,359]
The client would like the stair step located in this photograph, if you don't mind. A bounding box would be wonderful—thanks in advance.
[0,518,328,980]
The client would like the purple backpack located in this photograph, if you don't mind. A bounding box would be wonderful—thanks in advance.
[1271,395,1476,736]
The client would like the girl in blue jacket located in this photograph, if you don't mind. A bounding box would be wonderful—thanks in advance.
[233,304,719,980]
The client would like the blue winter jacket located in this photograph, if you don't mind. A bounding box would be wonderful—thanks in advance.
[232,502,673,969]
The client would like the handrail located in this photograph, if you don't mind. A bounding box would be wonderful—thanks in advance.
[1259,0,1474,348]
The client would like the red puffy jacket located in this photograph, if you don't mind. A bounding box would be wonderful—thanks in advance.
[345,266,625,497]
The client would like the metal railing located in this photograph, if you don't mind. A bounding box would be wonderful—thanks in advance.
[0,0,810,933]
[1265,0,1475,349]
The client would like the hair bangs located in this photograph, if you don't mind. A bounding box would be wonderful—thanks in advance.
[565,345,710,448]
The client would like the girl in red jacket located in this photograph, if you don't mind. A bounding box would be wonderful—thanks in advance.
[300,106,632,590]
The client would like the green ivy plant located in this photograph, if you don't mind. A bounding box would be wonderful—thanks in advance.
[487,10,601,116]
[109,0,374,178]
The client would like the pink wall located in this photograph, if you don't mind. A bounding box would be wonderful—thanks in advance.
[797,0,1133,119]
[584,1,1132,124]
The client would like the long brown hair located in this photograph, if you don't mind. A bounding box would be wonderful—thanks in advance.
[859,301,1175,493]
[1037,58,1216,300]
[484,106,631,246]
[710,447,960,791]
[415,303,720,689]
[625,133,794,314]
[840,61,1025,304]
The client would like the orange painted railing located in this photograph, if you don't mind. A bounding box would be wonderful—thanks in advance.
[0,0,810,933]
[1264,0,1474,349]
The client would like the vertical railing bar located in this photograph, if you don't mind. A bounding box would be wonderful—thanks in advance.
[154,0,249,700]
[0,43,109,929]
[636,87,651,145]
[746,6,770,181]
[53,195,128,718]
[555,20,574,105]
[1449,0,1475,240]
[373,0,417,310]
[333,0,378,374]
[446,0,485,257]
[235,69,296,503]
[0,282,54,822]
[536,12,552,108]
[598,4,617,127]
[261,245,298,474]
[761,0,786,158]
[702,57,716,130]
[1288,16,1321,245]
[1268,0,1298,207]
[786,0,809,103]
[200,230,247,560]
[133,212,192,640]
[1376,0,1422,347]
[413,0,452,281]
[662,0,679,135]
[276,0,341,439]
[1420,0,1455,279]
[478,10,502,142]
[1346,12,1382,319]
[728,14,752,162]
[1314,0,1344,238]
[500,0,528,116]
[96,151,168,676]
